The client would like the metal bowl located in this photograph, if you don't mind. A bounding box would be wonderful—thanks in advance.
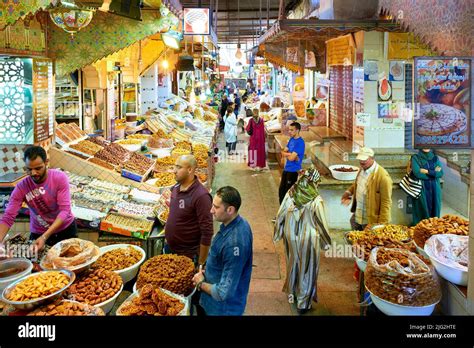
[0,258,33,293]
[1,269,76,310]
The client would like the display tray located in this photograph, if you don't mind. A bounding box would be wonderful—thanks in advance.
[121,164,155,183]
[100,219,154,240]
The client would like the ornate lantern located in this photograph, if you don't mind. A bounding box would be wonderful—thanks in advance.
[49,2,95,37]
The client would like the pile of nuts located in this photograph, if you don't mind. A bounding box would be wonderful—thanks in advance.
[136,255,194,296]
[89,157,116,171]
[365,247,441,307]
[124,152,155,175]
[93,246,143,271]
[153,172,176,187]
[28,300,105,316]
[347,225,415,261]
[66,268,123,306]
[69,140,103,156]
[413,215,469,247]
[118,284,184,316]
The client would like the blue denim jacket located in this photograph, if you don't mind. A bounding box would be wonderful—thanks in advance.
[200,215,253,315]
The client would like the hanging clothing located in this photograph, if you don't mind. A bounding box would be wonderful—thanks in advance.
[274,194,331,310]
[411,150,443,225]
[246,117,266,168]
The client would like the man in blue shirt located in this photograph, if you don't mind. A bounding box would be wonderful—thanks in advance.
[192,186,253,315]
[278,122,305,204]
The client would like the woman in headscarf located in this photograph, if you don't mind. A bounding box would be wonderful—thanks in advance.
[410,149,444,225]
[245,109,266,171]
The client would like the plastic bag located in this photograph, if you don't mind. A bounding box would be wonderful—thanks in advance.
[41,238,100,270]
[425,234,468,271]
[365,247,441,307]
[289,166,321,208]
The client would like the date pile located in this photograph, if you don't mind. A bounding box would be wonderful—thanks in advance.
[334,166,358,172]
[124,152,155,175]
[28,300,105,316]
[365,247,441,307]
[136,255,194,296]
[413,215,469,248]
[93,246,143,271]
[69,140,103,156]
[66,268,123,306]
[118,284,184,316]
[94,143,130,166]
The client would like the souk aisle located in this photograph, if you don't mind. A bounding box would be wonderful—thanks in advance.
[211,131,359,315]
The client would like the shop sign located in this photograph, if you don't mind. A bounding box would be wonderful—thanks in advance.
[326,35,353,66]
[183,8,210,35]
[388,33,434,60]
[355,112,371,127]
[414,57,472,148]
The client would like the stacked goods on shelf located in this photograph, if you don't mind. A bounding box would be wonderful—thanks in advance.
[100,214,154,239]
[76,187,125,204]
[94,143,130,166]
[122,153,156,182]
[156,189,171,225]
[55,122,88,145]
[111,201,157,220]
[67,140,103,157]
[88,179,130,194]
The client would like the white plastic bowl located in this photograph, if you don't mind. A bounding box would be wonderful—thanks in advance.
[424,244,468,286]
[329,165,359,181]
[355,257,367,272]
[98,244,146,284]
[367,289,438,316]
[0,258,33,294]
[149,147,173,158]
[94,283,123,314]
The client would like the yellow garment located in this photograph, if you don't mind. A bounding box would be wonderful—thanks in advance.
[347,164,393,224]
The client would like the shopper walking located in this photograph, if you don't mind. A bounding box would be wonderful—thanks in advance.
[219,94,229,131]
[0,146,76,252]
[233,92,241,116]
[165,155,213,265]
[224,105,238,155]
[192,186,253,315]
[410,149,444,225]
[341,147,393,231]
[278,122,305,204]
[245,109,266,170]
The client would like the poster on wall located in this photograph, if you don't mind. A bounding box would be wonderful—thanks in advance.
[315,78,329,100]
[414,57,472,148]
[378,77,392,101]
[364,60,378,81]
[378,103,400,119]
[389,61,405,81]
[305,50,316,68]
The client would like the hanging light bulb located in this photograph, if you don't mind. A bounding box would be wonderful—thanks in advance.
[162,60,169,70]
[235,43,243,59]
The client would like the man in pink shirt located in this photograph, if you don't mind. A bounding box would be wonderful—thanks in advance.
[0,146,76,252]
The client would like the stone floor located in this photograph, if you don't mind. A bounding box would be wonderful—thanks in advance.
[212,132,359,316]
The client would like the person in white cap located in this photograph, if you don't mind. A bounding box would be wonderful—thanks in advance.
[341,147,393,231]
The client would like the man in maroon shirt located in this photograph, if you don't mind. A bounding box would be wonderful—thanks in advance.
[165,155,213,266]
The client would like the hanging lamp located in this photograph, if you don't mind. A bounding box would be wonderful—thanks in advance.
[235,0,242,59]
[49,1,95,37]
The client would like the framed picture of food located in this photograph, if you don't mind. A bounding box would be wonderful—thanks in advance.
[414,57,472,148]
[389,61,405,81]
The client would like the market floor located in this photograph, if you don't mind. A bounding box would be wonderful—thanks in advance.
[212,132,359,316]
